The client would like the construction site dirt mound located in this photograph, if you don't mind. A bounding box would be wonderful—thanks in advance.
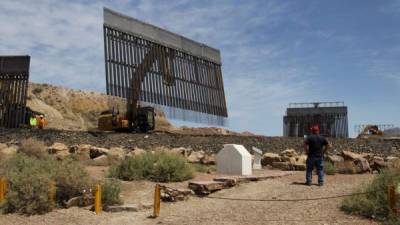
[26,83,246,136]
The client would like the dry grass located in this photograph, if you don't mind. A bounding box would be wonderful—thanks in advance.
[18,138,47,158]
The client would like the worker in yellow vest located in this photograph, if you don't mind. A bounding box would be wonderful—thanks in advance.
[30,115,37,128]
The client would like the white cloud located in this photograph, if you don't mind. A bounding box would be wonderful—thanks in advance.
[0,0,323,135]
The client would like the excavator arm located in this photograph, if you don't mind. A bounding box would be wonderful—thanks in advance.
[126,44,176,130]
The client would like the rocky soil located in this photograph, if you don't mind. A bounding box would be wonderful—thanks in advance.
[1,128,399,157]
[0,173,378,225]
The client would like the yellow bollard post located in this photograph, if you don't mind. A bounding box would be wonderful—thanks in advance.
[95,184,102,214]
[49,181,56,205]
[0,177,5,202]
[388,185,397,216]
[153,184,161,218]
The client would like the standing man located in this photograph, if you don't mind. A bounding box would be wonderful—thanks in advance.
[38,115,45,129]
[304,125,329,186]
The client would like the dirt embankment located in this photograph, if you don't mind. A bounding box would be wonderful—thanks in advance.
[1,128,399,157]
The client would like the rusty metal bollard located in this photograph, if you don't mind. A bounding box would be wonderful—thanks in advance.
[95,184,102,214]
[49,181,56,205]
[0,177,6,202]
[153,184,161,218]
[388,185,397,216]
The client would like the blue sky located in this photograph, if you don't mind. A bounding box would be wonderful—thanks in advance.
[0,0,399,136]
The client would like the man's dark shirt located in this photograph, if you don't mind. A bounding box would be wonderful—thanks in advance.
[304,134,328,157]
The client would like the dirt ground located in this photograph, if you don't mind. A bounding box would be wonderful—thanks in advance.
[0,172,378,225]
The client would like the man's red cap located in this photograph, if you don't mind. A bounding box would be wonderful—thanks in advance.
[310,125,320,132]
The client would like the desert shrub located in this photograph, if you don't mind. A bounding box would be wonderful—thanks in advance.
[193,164,216,173]
[341,170,400,223]
[0,154,55,215]
[336,161,357,174]
[53,158,94,202]
[151,152,194,182]
[324,162,336,175]
[109,151,194,182]
[0,153,94,215]
[19,138,47,158]
[32,87,43,94]
[101,178,122,207]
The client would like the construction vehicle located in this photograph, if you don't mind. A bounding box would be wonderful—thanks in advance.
[357,125,384,138]
[98,46,175,133]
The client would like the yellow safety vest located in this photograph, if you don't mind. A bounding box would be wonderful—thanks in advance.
[30,117,37,126]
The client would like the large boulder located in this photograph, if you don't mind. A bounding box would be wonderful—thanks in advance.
[170,147,191,157]
[280,149,298,158]
[261,153,282,166]
[127,148,147,157]
[47,143,70,159]
[371,160,390,173]
[281,156,296,164]
[47,142,68,154]
[187,150,205,163]
[0,145,18,158]
[295,155,308,165]
[354,158,371,173]
[69,144,92,154]
[91,155,109,166]
[89,146,109,159]
[326,154,344,165]
[272,162,291,170]
[200,154,216,165]
[0,143,7,150]
[341,150,362,161]
[293,163,306,171]
[108,147,126,160]
[385,156,399,162]
[360,153,375,162]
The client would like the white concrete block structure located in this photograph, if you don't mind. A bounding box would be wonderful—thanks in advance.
[216,144,252,175]
[252,147,263,170]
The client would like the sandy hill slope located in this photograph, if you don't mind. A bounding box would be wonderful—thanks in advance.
[26,83,245,136]
[27,83,171,131]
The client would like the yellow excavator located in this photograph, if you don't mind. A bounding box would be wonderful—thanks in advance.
[98,46,175,132]
[357,125,384,138]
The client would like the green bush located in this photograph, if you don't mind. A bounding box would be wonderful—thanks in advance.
[0,153,94,215]
[54,158,94,203]
[0,154,55,215]
[109,151,194,182]
[18,138,47,159]
[101,179,122,207]
[324,162,336,175]
[341,170,400,223]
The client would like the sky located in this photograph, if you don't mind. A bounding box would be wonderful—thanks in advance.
[0,0,399,137]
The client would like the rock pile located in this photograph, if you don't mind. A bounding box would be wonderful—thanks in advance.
[260,148,399,173]
[0,141,216,167]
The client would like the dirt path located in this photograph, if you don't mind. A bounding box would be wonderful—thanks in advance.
[0,172,378,225]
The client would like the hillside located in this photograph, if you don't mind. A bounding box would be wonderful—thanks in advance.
[27,83,172,131]
[26,83,245,136]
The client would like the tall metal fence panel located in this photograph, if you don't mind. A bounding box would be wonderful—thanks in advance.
[0,56,30,128]
[103,8,228,125]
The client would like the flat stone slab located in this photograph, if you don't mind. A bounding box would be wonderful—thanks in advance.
[104,204,140,212]
[215,172,294,184]
[188,181,226,195]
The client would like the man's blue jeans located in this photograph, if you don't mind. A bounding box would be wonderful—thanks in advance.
[306,156,324,184]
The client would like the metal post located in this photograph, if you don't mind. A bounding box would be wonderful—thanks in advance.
[95,184,102,214]
[0,177,6,202]
[49,181,56,205]
[388,185,397,216]
[153,184,161,217]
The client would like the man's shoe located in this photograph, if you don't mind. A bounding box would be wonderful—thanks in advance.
[318,183,324,187]
[305,182,312,186]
